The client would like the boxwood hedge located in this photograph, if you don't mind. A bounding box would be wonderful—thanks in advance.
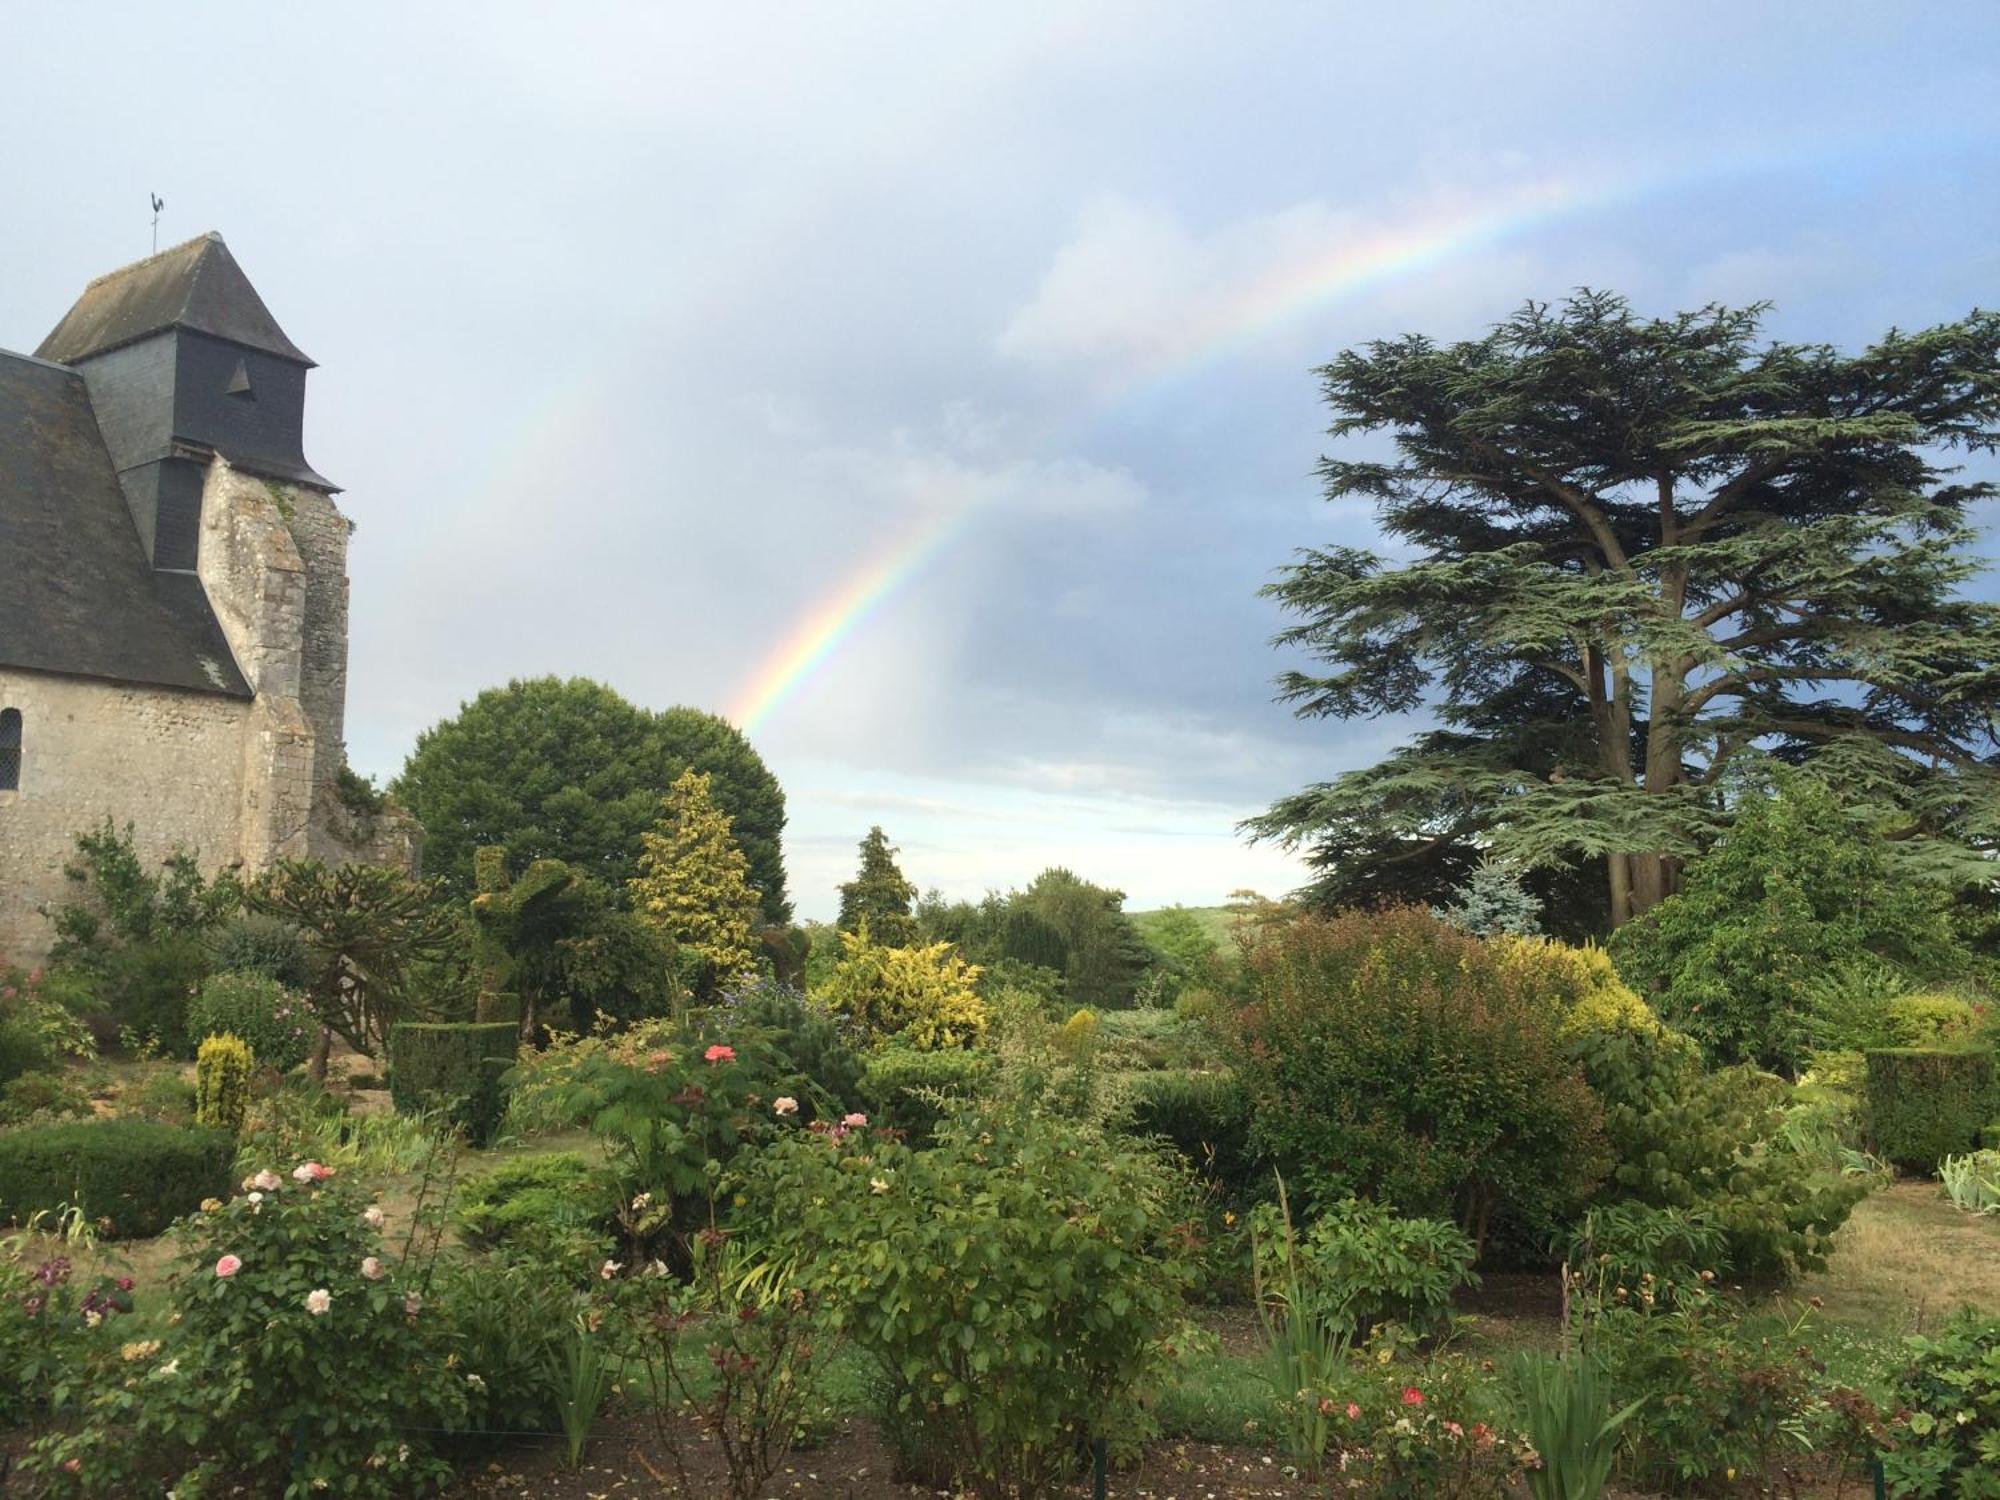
[0,1118,233,1238]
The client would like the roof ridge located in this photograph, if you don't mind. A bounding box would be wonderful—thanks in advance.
[77,232,222,292]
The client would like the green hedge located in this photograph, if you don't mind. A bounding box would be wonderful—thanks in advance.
[1866,1048,1996,1172]
[858,1045,994,1146]
[0,1119,233,1238]
[389,1022,519,1145]
[1124,1068,1260,1198]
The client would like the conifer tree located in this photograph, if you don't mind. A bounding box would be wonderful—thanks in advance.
[1251,294,2000,926]
[836,826,919,947]
[1435,860,1543,937]
[629,768,760,989]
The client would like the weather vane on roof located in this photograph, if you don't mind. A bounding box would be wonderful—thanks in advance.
[150,193,164,254]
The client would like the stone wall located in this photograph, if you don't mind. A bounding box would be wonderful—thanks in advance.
[0,668,252,963]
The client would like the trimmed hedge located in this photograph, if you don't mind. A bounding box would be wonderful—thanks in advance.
[1125,1068,1260,1198]
[1866,1048,1996,1172]
[0,1119,233,1238]
[858,1045,994,1146]
[389,1022,519,1145]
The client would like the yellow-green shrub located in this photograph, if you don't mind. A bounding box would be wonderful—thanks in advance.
[1885,993,1981,1047]
[819,926,985,1049]
[193,1032,253,1134]
[1495,934,1660,1039]
[1057,1007,1098,1058]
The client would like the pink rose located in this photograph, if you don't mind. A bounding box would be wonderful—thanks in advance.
[214,1255,242,1279]
[363,1205,385,1229]
[704,1044,736,1064]
[252,1170,282,1192]
[843,1112,868,1128]
[403,1292,423,1316]
[361,1257,385,1281]
[773,1096,799,1116]
[293,1161,334,1183]
[598,1259,622,1281]
[1346,1402,1361,1420]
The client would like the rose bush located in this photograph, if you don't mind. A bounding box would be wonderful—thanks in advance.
[28,1161,469,1497]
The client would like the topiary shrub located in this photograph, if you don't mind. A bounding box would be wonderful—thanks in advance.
[1124,1068,1259,1199]
[1866,1048,1996,1172]
[858,1043,994,1146]
[194,1033,254,1133]
[388,1021,518,1145]
[0,1119,232,1237]
[1883,993,1982,1047]
[186,971,315,1072]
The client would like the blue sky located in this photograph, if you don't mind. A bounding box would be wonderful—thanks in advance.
[3,3,1996,918]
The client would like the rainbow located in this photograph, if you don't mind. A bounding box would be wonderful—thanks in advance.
[729,501,974,732]
[724,157,1729,733]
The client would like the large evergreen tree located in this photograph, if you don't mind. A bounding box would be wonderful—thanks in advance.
[836,826,919,947]
[392,677,790,921]
[1249,294,2000,926]
[628,768,762,991]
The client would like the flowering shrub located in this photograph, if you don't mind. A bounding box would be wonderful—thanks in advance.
[0,959,96,1061]
[739,1097,1195,1499]
[0,1234,134,1428]
[1327,1351,1531,1499]
[185,970,315,1072]
[28,1161,469,1497]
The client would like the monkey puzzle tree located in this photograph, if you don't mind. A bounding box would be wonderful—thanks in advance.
[1249,293,2000,927]
[836,826,919,947]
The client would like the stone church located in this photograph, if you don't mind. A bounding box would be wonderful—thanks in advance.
[0,233,413,964]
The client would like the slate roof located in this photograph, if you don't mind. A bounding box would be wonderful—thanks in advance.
[36,233,314,367]
[0,350,249,697]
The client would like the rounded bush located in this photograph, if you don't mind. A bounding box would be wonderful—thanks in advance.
[208,913,314,989]
[186,971,315,1072]
[0,1017,52,1084]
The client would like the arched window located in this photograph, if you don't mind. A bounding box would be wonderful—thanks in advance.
[0,708,20,792]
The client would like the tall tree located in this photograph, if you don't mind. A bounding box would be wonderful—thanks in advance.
[836,826,919,946]
[629,768,761,992]
[1249,294,2000,926]
[392,676,790,921]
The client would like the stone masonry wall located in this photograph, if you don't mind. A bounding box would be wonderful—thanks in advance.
[0,668,252,964]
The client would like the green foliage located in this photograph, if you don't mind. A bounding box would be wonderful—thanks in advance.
[456,1152,614,1261]
[1865,1047,1996,1172]
[1611,778,1973,1071]
[820,925,986,1049]
[1017,867,1154,1010]
[1436,859,1543,937]
[0,1119,233,1239]
[837,826,918,946]
[388,1021,519,1145]
[1574,1027,1866,1279]
[0,1232,136,1430]
[629,767,763,993]
[1226,907,1609,1254]
[186,971,315,1071]
[473,854,680,1031]
[208,913,313,989]
[1134,904,1222,1002]
[52,819,239,957]
[1880,1310,2000,1497]
[0,1015,51,1083]
[124,1069,197,1126]
[431,1252,572,1436]
[1333,1351,1530,1499]
[249,859,459,1060]
[391,675,791,920]
[28,1164,469,1495]
[1124,1068,1259,1198]
[334,762,387,816]
[1939,1150,2000,1215]
[0,960,96,1061]
[1250,1193,1477,1341]
[0,1070,92,1125]
[194,1033,254,1133]
[1249,294,2000,928]
[740,1098,1195,1500]
[718,977,865,1119]
[857,1041,994,1144]
[1511,1351,1643,1500]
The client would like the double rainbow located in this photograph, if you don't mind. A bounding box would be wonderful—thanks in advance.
[728,169,1594,734]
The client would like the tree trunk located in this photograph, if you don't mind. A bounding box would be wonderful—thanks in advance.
[1606,852,1633,928]
[307,1026,333,1084]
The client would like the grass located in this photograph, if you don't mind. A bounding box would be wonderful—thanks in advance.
[1798,1178,2000,1333]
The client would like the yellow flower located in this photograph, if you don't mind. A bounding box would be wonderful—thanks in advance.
[120,1340,161,1362]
